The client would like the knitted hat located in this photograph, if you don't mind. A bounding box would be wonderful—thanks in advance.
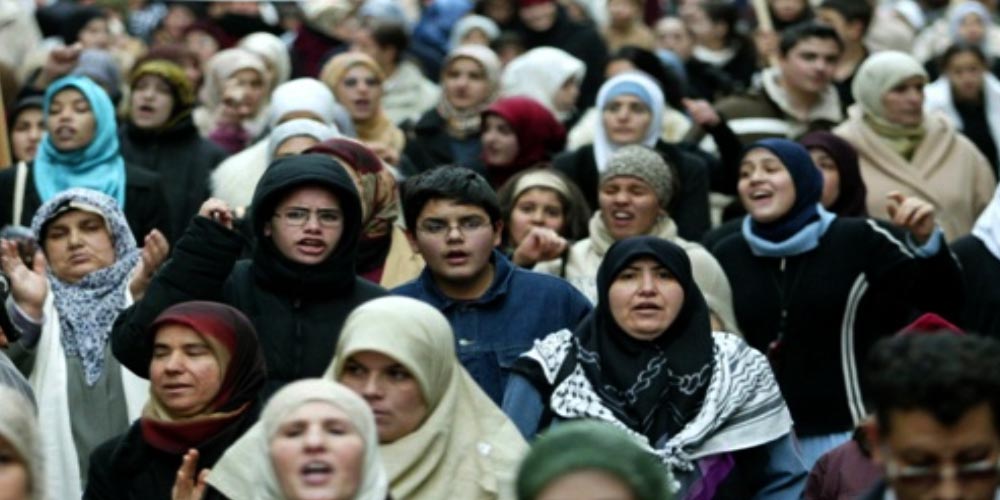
[599,145,675,208]
[516,420,673,500]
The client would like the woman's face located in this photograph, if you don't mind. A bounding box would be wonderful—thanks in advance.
[230,68,267,116]
[461,28,492,47]
[79,17,111,50]
[47,88,97,152]
[599,176,662,240]
[601,95,652,146]
[442,57,492,111]
[608,0,639,25]
[958,13,987,46]
[150,324,223,419]
[880,75,926,127]
[130,74,176,129]
[738,148,797,224]
[537,469,636,500]
[275,136,321,159]
[770,0,807,22]
[270,401,365,500]
[945,51,987,102]
[553,78,580,113]
[10,108,44,162]
[0,435,29,500]
[508,187,566,246]
[43,209,115,284]
[335,65,383,123]
[263,186,344,266]
[608,256,685,341]
[481,114,519,166]
[339,350,428,444]
[808,148,840,209]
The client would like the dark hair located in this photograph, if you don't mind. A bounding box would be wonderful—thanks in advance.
[779,22,843,56]
[367,21,409,64]
[939,42,989,71]
[702,1,741,44]
[608,46,685,111]
[496,167,592,247]
[866,334,1000,435]
[818,0,874,32]
[402,166,502,231]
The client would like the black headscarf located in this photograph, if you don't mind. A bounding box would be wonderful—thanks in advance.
[249,154,363,298]
[517,236,715,444]
[799,131,868,217]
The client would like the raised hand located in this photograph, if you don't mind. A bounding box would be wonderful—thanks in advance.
[885,191,936,245]
[198,198,235,231]
[682,98,722,128]
[0,240,47,322]
[130,229,170,301]
[512,227,569,267]
[172,449,209,500]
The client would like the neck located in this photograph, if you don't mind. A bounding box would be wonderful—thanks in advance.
[836,43,866,80]
[432,262,495,301]
[780,76,821,116]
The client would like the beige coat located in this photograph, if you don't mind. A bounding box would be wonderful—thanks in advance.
[834,107,996,241]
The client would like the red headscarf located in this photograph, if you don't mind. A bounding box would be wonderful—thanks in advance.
[140,301,266,454]
[481,96,566,187]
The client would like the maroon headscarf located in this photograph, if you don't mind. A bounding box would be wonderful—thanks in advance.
[799,131,868,217]
[140,301,266,454]
[481,96,566,187]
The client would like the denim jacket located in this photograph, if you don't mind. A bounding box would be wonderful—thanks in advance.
[393,250,592,404]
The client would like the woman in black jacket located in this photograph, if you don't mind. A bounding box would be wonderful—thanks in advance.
[711,138,963,469]
[86,301,266,500]
[111,154,387,399]
[119,59,228,236]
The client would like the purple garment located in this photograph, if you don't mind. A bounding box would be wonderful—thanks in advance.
[804,439,883,500]
[687,454,736,500]
[208,123,250,155]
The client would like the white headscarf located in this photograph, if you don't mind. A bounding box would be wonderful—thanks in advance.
[199,48,270,109]
[973,182,1000,260]
[501,47,586,121]
[851,50,928,120]
[267,119,341,161]
[449,14,500,50]
[239,32,292,90]
[593,71,665,172]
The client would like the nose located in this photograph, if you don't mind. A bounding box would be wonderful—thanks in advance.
[303,424,327,451]
[445,224,465,242]
[638,269,657,294]
[163,350,185,373]
[360,374,384,399]
[529,208,546,225]
[66,228,83,247]
[302,212,322,232]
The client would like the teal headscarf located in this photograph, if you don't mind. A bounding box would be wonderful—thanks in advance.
[516,421,673,500]
[34,75,126,207]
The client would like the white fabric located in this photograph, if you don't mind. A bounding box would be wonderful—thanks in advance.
[501,47,585,121]
[924,74,1000,170]
[12,161,27,225]
[972,180,1000,261]
[30,291,148,500]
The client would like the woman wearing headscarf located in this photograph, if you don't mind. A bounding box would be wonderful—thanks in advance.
[403,44,502,173]
[7,96,44,165]
[305,138,424,288]
[504,236,806,498]
[470,96,567,188]
[553,72,710,240]
[500,46,586,127]
[954,183,1000,338]
[321,52,407,168]
[914,1,1000,68]
[193,48,271,154]
[119,59,229,237]
[834,50,995,241]
[209,296,527,500]
[267,119,340,162]
[112,154,386,399]
[0,76,170,242]
[0,387,43,500]
[85,301,266,500]
[710,138,964,468]
[238,32,292,92]
[0,189,169,500]
[210,379,390,500]
[516,421,672,500]
[449,14,501,50]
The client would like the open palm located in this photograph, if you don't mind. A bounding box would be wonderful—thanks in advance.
[0,240,47,321]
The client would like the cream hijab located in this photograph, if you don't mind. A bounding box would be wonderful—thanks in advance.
[325,296,527,500]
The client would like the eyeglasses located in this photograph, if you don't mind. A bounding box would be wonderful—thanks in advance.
[273,208,342,228]
[342,77,380,88]
[886,455,1000,488]
[417,217,490,237]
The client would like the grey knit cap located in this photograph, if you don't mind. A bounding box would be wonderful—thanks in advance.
[599,145,675,208]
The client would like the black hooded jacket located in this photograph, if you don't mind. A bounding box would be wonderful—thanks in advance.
[111,154,386,398]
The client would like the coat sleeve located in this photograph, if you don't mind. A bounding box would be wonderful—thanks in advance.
[501,372,546,440]
[82,440,121,500]
[111,216,244,376]
[749,433,809,500]
[670,149,712,241]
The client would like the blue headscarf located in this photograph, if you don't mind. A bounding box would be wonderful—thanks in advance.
[742,138,835,256]
[34,76,126,207]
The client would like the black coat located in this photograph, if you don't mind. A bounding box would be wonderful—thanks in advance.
[119,117,228,237]
[402,108,482,174]
[112,155,387,398]
[83,403,258,500]
[953,235,1000,337]
[552,141,711,240]
[0,161,172,241]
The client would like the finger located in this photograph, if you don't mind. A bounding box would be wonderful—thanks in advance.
[886,191,906,206]
[194,468,210,497]
[31,249,46,275]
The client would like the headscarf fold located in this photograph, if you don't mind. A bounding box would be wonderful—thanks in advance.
[0,387,43,500]
[594,72,664,172]
[31,188,138,386]
[501,47,586,121]
[128,59,197,132]
[266,119,340,162]
[851,51,928,159]
[326,296,528,499]
[33,76,127,207]
[481,96,566,187]
[799,131,868,217]
[437,45,502,139]
[320,52,404,154]
[238,32,292,90]
[139,301,266,454]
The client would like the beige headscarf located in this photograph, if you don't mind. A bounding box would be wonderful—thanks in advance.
[199,48,270,110]
[851,50,929,159]
[325,296,527,500]
[437,44,502,139]
[0,387,43,500]
[320,52,405,155]
[207,379,390,500]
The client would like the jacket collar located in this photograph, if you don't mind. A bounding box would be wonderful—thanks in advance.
[416,249,514,308]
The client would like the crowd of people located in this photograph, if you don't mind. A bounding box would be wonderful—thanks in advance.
[1,0,1000,499]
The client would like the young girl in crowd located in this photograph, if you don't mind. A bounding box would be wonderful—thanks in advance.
[473,96,566,188]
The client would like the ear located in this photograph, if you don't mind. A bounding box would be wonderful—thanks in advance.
[864,419,885,464]
[404,229,421,255]
[492,220,504,247]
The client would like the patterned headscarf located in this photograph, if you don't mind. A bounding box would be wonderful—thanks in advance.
[31,188,139,386]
